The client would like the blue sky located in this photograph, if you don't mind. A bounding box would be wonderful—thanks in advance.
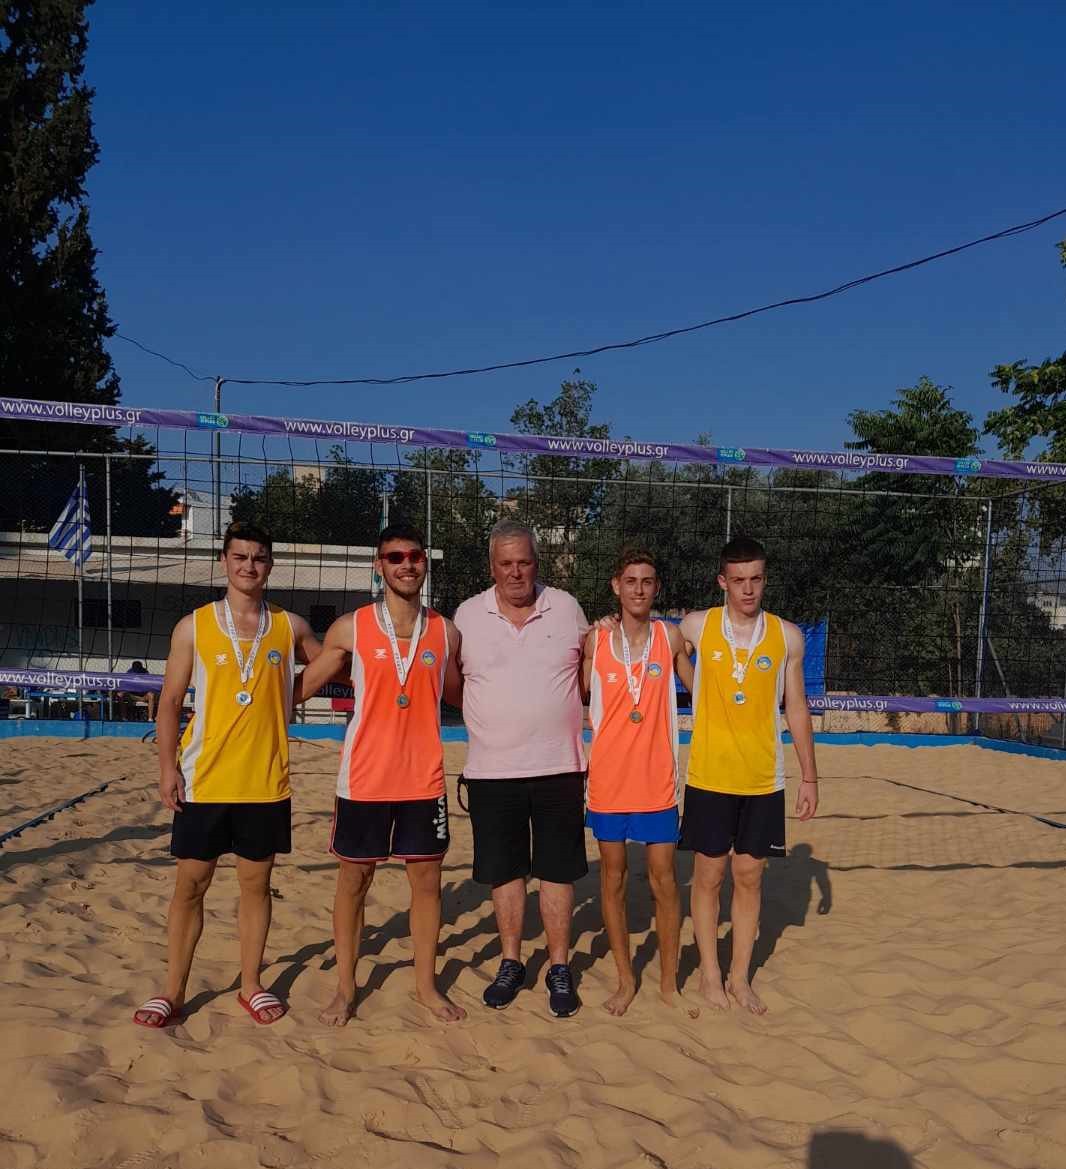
[85,1,1066,454]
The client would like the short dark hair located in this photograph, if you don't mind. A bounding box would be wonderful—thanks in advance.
[612,546,659,578]
[223,520,273,556]
[377,521,426,553]
[718,535,767,575]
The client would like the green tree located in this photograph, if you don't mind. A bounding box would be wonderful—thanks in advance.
[230,448,383,545]
[390,449,498,617]
[985,239,1066,551]
[508,376,622,597]
[0,1,177,534]
[839,378,984,697]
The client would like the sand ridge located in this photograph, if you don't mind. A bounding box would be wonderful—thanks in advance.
[0,738,1064,1168]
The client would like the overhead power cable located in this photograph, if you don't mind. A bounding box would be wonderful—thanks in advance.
[115,203,1066,389]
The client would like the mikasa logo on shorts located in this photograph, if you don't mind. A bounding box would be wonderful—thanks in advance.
[433,797,447,840]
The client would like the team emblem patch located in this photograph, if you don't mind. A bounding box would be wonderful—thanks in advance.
[215,653,229,666]
[607,672,618,684]
[647,662,663,678]
[711,650,723,662]
[756,655,773,671]
[267,649,282,666]
[374,648,388,660]
[421,650,437,666]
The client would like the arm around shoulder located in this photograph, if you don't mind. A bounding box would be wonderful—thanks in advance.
[666,622,695,692]
[293,614,353,703]
[443,619,463,707]
[288,612,323,665]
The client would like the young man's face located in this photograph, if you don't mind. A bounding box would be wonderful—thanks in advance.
[717,559,766,618]
[611,562,658,619]
[221,539,272,594]
[490,536,538,606]
[376,538,427,600]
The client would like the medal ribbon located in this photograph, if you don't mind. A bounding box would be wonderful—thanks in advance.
[721,608,765,692]
[620,623,653,710]
[223,598,267,686]
[380,602,424,694]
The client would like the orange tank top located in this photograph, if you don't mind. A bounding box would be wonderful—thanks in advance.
[336,603,448,802]
[586,620,679,813]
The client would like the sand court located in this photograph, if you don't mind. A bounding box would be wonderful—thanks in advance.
[1,737,1064,1169]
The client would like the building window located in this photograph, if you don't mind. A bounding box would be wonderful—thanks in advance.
[309,604,336,633]
[84,598,142,629]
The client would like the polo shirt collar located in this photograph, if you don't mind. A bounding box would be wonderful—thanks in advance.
[487,583,549,614]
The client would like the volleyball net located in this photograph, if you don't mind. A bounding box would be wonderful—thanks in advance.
[0,394,1064,744]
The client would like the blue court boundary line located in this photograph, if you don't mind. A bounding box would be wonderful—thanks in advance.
[4,719,1065,762]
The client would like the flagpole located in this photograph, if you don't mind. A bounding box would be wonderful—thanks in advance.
[77,462,85,723]
[105,454,114,722]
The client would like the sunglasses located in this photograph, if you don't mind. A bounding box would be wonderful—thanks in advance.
[380,549,426,565]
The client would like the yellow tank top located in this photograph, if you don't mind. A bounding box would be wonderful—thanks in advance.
[179,601,295,803]
[687,606,787,796]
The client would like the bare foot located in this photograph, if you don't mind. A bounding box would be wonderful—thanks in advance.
[726,976,767,1015]
[603,983,637,1017]
[415,987,466,1022]
[697,971,731,1011]
[659,986,700,1019]
[319,988,357,1027]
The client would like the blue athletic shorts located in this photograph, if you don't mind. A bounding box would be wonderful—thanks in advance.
[585,806,680,844]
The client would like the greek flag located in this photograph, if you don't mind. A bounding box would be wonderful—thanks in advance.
[48,481,92,567]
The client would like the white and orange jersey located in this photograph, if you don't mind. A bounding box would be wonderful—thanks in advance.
[586,620,679,814]
[179,601,295,803]
[335,604,448,802]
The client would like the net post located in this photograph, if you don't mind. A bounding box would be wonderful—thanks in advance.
[213,377,224,538]
[973,497,993,735]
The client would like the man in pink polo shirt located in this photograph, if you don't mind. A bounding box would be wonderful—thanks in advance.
[454,519,589,1017]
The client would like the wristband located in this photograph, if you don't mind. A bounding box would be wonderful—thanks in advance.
[800,778,818,784]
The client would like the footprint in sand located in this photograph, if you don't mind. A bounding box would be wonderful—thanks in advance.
[408,1074,465,1130]
[493,1082,569,1129]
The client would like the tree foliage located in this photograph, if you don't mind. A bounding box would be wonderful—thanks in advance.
[0,1,177,535]
[984,240,1066,550]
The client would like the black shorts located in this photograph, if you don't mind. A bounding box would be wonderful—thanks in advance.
[329,794,450,863]
[679,786,786,860]
[463,772,588,887]
[171,799,292,862]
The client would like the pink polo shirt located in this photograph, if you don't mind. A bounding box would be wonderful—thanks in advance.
[454,584,589,779]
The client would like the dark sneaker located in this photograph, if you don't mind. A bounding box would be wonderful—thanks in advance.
[483,959,526,1009]
[545,963,580,1017]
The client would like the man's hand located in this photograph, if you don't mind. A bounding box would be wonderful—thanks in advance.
[594,613,620,631]
[159,763,185,812]
[794,779,818,821]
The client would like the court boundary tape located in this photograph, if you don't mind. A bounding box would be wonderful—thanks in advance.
[867,775,1066,831]
[0,781,113,848]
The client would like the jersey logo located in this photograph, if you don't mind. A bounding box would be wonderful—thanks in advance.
[215,653,229,666]
[647,662,663,678]
[606,672,618,684]
[421,650,437,666]
[374,648,388,660]
[267,649,282,666]
[755,655,773,671]
[711,650,723,662]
